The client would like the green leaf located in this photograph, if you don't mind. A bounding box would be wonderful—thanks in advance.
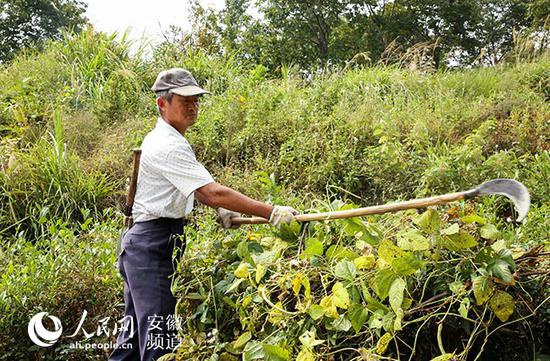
[347,303,368,333]
[308,305,325,320]
[397,231,430,251]
[368,311,384,329]
[278,220,301,242]
[489,291,515,322]
[353,255,375,270]
[382,310,395,332]
[342,215,382,246]
[439,231,478,251]
[415,209,440,234]
[363,223,383,245]
[325,245,359,260]
[331,314,352,331]
[375,332,393,355]
[480,224,500,240]
[402,297,413,310]
[301,237,323,259]
[391,253,424,276]
[225,278,244,294]
[262,344,290,361]
[472,274,493,305]
[378,239,403,263]
[332,282,350,309]
[334,260,357,281]
[234,262,250,278]
[366,295,390,313]
[342,215,366,236]
[243,341,265,361]
[459,297,470,318]
[441,223,460,235]
[234,331,252,349]
[389,278,405,313]
[461,214,487,224]
[449,280,466,295]
[371,268,398,300]
[488,259,514,284]
[237,240,256,266]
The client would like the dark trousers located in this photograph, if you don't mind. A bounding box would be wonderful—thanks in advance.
[108,218,185,361]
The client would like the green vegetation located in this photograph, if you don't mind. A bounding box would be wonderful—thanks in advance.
[0,0,87,62]
[0,29,548,360]
[184,0,550,70]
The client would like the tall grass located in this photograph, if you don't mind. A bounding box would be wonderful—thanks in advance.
[0,111,115,241]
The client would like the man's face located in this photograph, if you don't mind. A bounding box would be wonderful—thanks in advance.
[159,94,200,128]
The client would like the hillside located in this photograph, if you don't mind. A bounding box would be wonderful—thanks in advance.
[0,30,548,360]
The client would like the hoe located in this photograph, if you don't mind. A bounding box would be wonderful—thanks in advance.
[231,179,531,225]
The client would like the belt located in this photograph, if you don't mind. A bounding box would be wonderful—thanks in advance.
[134,217,188,227]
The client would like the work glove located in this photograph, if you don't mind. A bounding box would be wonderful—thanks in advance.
[269,205,299,229]
[217,208,242,229]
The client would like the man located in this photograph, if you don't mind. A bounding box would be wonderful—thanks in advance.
[108,68,297,361]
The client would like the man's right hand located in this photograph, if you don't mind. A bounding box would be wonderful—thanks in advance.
[217,207,242,229]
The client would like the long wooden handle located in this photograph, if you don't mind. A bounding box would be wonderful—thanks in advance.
[124,148,142,217]
[232,190,471,225]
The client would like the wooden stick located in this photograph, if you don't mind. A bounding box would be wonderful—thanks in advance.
[124,149,142,224]
[232,190,471,225]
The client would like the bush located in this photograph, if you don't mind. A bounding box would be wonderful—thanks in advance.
[0,210,122,360]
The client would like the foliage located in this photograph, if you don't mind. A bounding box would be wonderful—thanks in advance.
[0,0,87,62]
[0,210,122,360]
[0,110,116,241]
[182,0,549,71]
[0,29,548,360]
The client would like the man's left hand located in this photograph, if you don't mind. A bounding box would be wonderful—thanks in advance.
[269,205,299,228]
[217,208,242,229]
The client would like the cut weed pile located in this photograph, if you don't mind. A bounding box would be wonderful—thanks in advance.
[172,202,549,360]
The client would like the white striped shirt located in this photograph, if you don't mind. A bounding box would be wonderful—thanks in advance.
[132,118,214,222]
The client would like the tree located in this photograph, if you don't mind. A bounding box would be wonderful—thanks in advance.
[253,0,374,69]
[177,0,541,71]
[0,0,87,62]
[352,0,536,68]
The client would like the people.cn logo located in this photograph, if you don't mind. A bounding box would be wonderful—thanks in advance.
[28,312,63,347]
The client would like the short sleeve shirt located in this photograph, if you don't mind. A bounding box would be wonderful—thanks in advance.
[132,118,214,222]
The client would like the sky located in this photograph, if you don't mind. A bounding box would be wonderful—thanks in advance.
[84,0,226,46]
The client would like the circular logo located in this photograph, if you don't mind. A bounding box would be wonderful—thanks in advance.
[28,312,63,347]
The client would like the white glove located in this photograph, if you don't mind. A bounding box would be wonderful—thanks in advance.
[217,208,241,229]
[269,206,298,228]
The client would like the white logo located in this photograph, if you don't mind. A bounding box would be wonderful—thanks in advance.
[28,312,63,347]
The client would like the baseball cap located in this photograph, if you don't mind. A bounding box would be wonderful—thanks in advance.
[151,68,211,96]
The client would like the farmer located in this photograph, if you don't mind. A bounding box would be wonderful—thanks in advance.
[108,68,297,361]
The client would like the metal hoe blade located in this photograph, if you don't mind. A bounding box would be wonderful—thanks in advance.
[468,179,531,222]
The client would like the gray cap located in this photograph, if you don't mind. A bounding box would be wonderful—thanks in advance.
[151,68,211,96]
